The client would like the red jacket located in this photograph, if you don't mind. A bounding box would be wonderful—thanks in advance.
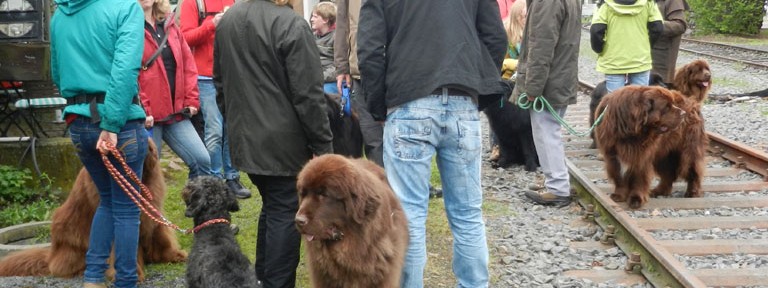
[179,0,234,77]
[139,16,199,122]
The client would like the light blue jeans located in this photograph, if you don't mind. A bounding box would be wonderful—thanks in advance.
[69,117,147,288]
[605,70,651,93]
[197,78,238,180]
[150,119,213,179]
[384,92,489,288]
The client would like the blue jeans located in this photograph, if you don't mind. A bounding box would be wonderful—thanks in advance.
[605,70,651,93]
[69,117,147,288]
[383,92,489,288]
[150,119,213,179]
[198,79,238,180]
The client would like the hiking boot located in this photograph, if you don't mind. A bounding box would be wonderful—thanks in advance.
[429,186,443,199]
[227,177,252,199]
[489,145,501,162]
[524,190,571,207]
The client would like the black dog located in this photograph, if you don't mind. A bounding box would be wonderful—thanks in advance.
[588,74,668,148]
[483,100,539,172]
[325,93,364,158]
[182,176,258,288]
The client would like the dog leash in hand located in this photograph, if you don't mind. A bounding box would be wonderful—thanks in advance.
[516,92,607,137]
[100,142,194,234]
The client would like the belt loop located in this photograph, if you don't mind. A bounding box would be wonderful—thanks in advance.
[441,87,448,104]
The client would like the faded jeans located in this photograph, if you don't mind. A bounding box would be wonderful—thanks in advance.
[605,70,651,93]
[69,117,147,288]
[150,119,213,179]
[383,91,489,288]
[197,78,238,180]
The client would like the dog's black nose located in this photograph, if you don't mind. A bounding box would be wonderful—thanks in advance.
[295,214,308,226]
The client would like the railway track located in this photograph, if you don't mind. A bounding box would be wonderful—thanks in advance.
[562,81,768,287]
[680,38,768,70]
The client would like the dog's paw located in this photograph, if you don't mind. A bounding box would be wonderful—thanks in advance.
[609,193,626,203]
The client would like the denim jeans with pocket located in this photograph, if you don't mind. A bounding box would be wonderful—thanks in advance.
[198,78,238,180]
[69,117,147,288]
[383,92,489,288]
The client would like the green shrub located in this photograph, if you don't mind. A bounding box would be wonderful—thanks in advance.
[688,0,766,35]
[0,165,62,227]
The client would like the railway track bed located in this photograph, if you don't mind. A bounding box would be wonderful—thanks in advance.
[558,83,768,287]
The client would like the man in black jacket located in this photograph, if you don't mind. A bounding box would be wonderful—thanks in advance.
[358,1,506,287]
[213,0,333,286]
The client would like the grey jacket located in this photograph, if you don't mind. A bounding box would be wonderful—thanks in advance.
[213,0,333,176]
[317,30,336,82]
[358,0,508,121]
[512,0,582,107]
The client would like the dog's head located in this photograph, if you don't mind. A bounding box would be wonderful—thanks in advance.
[295,155,384,242]
[604,86,685,137]
[674,59,712,102]
[182,176,240,221]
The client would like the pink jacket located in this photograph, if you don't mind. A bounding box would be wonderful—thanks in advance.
[139,15,199,122]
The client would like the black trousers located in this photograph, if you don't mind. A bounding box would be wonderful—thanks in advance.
[351,78,384,166]
[248,174,300,288]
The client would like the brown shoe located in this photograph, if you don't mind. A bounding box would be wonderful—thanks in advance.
[83,283,106,288]
[524,190,572,207]
[489,145,501,162]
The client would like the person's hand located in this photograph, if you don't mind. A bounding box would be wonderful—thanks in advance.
[97,130,117,154]
[144,115,154,128]
[336,74,352,93]
[186,106,198,116]
[213,13,224,26]
[527,94,535,102]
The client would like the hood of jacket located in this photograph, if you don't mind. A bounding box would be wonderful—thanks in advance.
[54,0,97,15]
[605,0,648,15]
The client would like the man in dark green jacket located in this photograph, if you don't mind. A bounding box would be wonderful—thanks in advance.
[213,0,333,286]
[512,0,581,207]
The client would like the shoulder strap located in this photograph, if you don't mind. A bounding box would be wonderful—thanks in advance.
[142,31,169,71]
[196,0,206,25]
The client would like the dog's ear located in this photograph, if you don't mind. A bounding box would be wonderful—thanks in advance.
[143,138,160,173]
[347,165,383,225]
[184,190,202,218]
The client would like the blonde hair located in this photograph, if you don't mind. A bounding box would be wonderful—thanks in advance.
[504,0,526,46]
[152,0,171,21]
[313,2,336,26]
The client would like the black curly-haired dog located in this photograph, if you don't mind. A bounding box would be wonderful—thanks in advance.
[182,176,258,288]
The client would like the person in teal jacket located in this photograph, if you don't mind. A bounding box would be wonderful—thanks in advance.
[50,0,146,286]
[590,0,663,93]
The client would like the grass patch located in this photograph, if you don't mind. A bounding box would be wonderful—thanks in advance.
[688,29,768,44]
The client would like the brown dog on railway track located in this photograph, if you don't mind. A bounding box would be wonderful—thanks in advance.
[594,86,707,209]
[0,139,187,280]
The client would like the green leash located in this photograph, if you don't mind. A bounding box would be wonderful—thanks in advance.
[516,92,606,137]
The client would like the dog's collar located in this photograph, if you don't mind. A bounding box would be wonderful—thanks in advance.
[191,218,230,234]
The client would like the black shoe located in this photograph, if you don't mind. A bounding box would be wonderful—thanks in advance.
[227,178,252,199]
[523,190,571,207]
[429,186,443,199]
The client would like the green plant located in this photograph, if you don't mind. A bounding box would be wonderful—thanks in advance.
[688,0,765,35]
[0,165,36,205]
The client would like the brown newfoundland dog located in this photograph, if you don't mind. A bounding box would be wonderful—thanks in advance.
[295,154,408,287]
[595,85,707,209]
[0,139,187,280]
[589,59,712,148]
[671,59,712,103]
